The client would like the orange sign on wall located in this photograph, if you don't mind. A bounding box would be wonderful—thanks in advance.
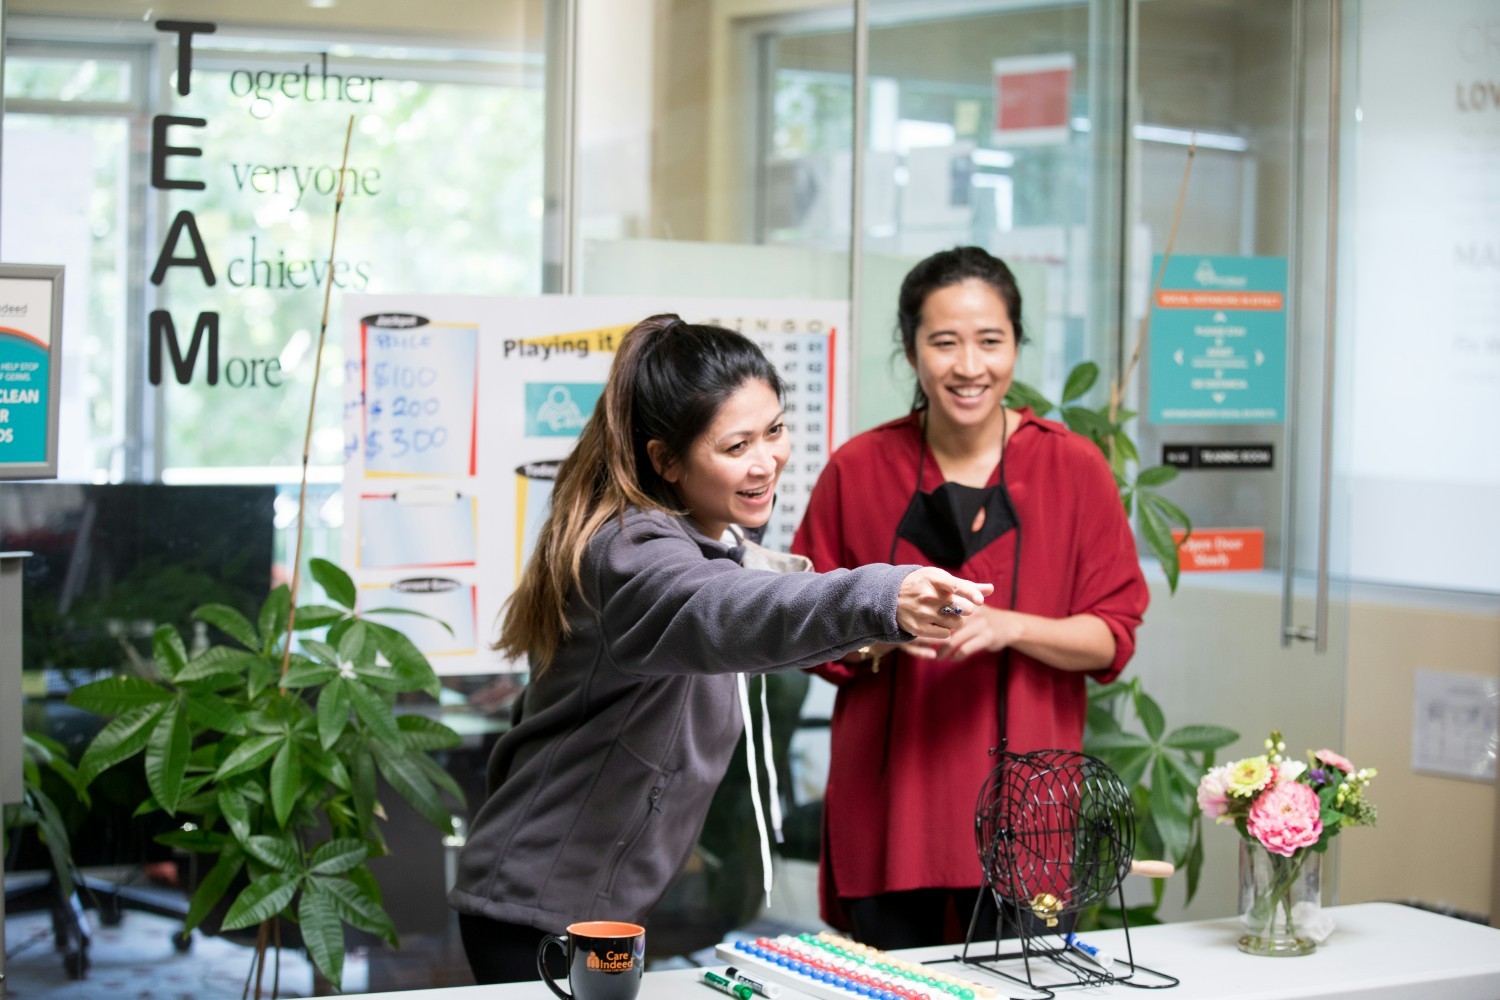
[1172,528,1265,572]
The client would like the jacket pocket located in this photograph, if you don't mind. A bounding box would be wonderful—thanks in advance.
[598,780,667,901]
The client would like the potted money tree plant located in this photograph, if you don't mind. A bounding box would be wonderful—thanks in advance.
[64,121,463,996]
[63,559,464,994]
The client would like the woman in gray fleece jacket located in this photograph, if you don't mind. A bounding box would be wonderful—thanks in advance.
[449,314,991,983]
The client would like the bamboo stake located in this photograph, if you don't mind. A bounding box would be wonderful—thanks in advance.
[1108,134,1199,429]
[281,115,356,677]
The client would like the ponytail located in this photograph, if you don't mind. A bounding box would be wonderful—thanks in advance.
[496,314,680,672]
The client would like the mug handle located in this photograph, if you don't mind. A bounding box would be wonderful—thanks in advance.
[537,933,572,1000]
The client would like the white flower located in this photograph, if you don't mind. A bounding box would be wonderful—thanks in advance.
[337,659,358,680]
[1275,759,1307,785]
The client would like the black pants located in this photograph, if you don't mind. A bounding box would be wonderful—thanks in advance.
[845,888,1076,951]
[459,912,555,985]
[845,888,998,950]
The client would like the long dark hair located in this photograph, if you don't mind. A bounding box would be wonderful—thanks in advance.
[896,246,1026,411]
[497,314,784,673]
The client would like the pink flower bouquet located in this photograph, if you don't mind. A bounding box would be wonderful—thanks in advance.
[1198,731,1377,955]
[1198,730,1378,852]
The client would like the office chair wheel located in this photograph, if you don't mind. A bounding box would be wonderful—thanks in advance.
[173,930,193,953]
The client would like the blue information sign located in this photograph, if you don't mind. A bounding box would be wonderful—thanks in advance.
[1148,255,1286,424]
[0,265,64,479]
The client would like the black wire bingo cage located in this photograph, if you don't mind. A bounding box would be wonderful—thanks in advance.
[955,749,1178,998]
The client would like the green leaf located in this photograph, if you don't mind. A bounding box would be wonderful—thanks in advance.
[186,848,244,932]
[246,833,301,872]
[1136,464,1179,488]
[1085,702,1121,737]
[1164,724,1240,751]
[1162,750,1206,793]
[348,681,401,747]
[302,639,340,666]
[66,676,171,716]
[1081,730,1150,752]
[258,585,291,654]
[280,658,337,689]
[1112,428,1139,465]
[397,715,463,752]
[247,655,280,698]
[1005,379,1055,416]
[270,741,303,828]
[152,625,189,681]
[305,748,352,792]
[352,747,377,832]
[144,704,191,814]
[78,703,170,785]
[300,880,347,989]
[194,604,260,651]
[315,873,397,945]
[308,838,368,876]
[154,827,228,853]
[213,734,282,781]
[177,645,264,684]
[1088,679,1129,706]
[1140,489,1192,529]
[28,785,77,898]
[412,752,466,809]
[220,871,299,932]
[310,558,358,610]
[184,692,247,736]
[373,742,452,832]
[1110,746,1153,788]
[367,622,441,698]
[1061,405,1114,442]
[339,620,373,667]
[1133,689,1166,742]
[293,604,346,629]
[1138,500,1182,593]
[219,786,252,844]
[1150,757,1191,863]
[1060,361,1099,403]
[1184,828,1205,905]
[317,677,352,750]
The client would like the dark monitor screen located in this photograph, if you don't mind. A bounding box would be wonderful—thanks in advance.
[0,482,276,685]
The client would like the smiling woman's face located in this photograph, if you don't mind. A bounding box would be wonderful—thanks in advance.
[656,378,789,540]
[908,277,1019,435]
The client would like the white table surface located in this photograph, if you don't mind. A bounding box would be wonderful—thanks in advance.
[347,903,1500,1000]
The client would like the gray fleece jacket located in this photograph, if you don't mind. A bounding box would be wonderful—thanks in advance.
[448,507,915,932]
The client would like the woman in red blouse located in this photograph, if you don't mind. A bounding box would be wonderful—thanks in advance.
[791,246,1149,949]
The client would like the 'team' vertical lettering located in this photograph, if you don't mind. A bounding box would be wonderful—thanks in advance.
[148,19,220,386]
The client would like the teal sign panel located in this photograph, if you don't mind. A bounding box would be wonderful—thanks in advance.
[0,330,50,464]
[1148,255,1287,424]
[524,381,603,437]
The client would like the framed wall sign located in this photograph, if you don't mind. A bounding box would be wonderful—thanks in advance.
[0,264,64,480]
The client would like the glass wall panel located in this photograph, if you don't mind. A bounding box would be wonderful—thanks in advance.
[3,2,547,483]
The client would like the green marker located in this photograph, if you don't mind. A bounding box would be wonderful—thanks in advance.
[701,970,754,1000]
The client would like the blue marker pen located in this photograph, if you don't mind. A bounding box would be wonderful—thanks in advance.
[1065,934,1113,971]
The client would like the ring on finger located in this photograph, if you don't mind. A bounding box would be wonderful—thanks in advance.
[939,603,963,616]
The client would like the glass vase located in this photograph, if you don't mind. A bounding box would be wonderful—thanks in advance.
[1237,840,1321,956]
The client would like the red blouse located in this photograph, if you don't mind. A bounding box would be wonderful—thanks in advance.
[790,410,1149,926]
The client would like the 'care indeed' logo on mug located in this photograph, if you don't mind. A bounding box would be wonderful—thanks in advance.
[585,951,636,973]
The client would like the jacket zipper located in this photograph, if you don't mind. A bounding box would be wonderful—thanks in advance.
[601,785,662,899]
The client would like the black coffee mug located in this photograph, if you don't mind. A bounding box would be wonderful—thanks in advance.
[537,920,646,1000]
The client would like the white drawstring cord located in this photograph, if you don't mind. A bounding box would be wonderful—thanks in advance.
[737,672,775,907]
[760,675,783,843]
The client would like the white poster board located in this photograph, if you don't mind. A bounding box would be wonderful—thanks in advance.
[341,295,850,674]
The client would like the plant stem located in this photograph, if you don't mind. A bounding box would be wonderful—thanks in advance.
[1107,134,1199,434]
[281,115,356,679]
